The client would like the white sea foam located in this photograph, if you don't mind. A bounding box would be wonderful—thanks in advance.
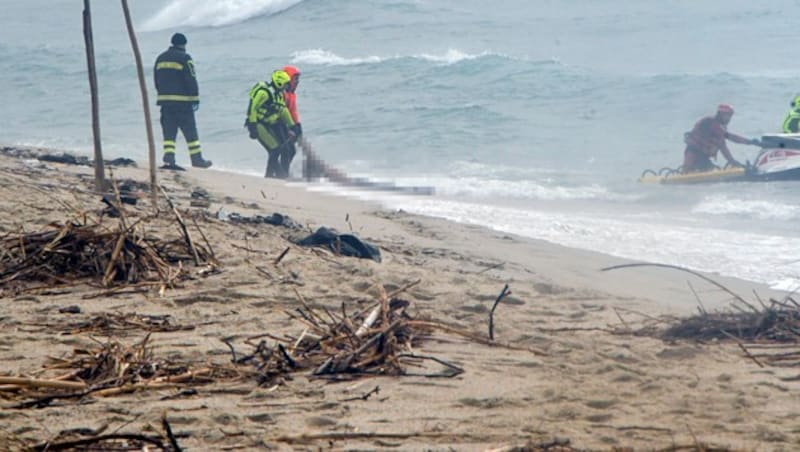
[291,48,501,66]
[393,197,800,290]
[693,194,800,221]
[301,185,800,290]
[142,0,303,31]
[290,49,384,66]
[421,176,637,201]
[415,49,491,64]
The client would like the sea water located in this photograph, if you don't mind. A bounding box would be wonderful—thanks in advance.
[2,0,800,289]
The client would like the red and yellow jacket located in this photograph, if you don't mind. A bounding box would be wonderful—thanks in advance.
[283,65,301,124]
[684,115,748,161]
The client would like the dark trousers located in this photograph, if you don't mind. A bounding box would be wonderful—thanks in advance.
[682,147,715,173]
[255,123,285,178]
[278,126,297,178]
[160,104,201,156]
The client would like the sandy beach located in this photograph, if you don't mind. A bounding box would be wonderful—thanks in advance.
[0,145,798,451]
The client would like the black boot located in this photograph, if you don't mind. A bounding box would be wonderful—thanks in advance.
[161,152,185,171]
[190,153,212,168]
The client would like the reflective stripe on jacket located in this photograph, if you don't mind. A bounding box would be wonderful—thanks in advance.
[154,46,199,105]
[783,110,800,133]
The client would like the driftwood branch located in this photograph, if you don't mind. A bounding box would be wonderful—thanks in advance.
[339,385,380,402]
[162,414,183,452]
[0,376,87,390]
[274,431,483,444]
[120,0,158,210]
[33,433,165,451]
[601,262,757,312]
[489,284,511,340]
[274,246,290,265]
[159,185,200,265]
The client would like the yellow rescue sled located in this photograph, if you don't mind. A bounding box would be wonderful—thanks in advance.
[638,167,746,185]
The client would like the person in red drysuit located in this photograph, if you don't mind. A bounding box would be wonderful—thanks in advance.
[682,104,760,173]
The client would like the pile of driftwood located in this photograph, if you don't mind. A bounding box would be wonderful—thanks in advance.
[0,334,232,409]
[227,284,464,385]
[0,203,214,293]
[662,296,800,368]
[603,263,800,368]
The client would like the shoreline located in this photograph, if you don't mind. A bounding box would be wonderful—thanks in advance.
[1,144,798,449]
[8,140,793,296]
[1,143,784,313]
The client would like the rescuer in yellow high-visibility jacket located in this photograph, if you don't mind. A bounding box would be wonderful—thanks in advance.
[245,70,300,178]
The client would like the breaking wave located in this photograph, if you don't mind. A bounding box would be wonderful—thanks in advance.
[693,194,800,221]
[141,0,303,31]
[291,48,511,66]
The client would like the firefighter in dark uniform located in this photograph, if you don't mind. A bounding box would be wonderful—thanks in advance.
[154,33,212,169]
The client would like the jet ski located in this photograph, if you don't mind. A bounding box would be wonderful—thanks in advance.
[748,134,800,181]
[640,133,800,184]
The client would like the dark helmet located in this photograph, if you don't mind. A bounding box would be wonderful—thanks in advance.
[171,33,187,46]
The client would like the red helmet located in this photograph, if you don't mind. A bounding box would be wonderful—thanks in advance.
[717,104,734,115]
[283,65,300,79]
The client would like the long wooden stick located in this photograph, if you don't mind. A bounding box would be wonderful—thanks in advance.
[0,376,87,390]
[120,0,158,211]
[102,233,126,287]
[601,262,758,312]
[191,216,216,260]
[273,246,290,265]
[159,185,200,265]
[82,0,105,191]
[33,433,165,452]
[162,415,183,452]
[275,431,483,444]
[408,320,548,356]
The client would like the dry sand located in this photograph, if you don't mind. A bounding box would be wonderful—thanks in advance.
[0,146,798,451]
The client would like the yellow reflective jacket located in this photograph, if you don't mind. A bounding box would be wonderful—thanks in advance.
[247,82,295,127]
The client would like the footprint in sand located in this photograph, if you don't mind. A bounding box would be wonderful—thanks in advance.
[305,416,338,427]
[458,397,505,409]
[585,399,617,409]
[655,345,701,360]
[246,413,275,424]
[586,413,614,423]
[533,282,567,295]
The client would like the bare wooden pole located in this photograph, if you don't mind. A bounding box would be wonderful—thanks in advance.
[120,0,158,211]
[82,0,106,191]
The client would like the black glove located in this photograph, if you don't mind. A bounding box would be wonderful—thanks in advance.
[292,123,302,137]
[247,122,258,139]
[192,102,199,112]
